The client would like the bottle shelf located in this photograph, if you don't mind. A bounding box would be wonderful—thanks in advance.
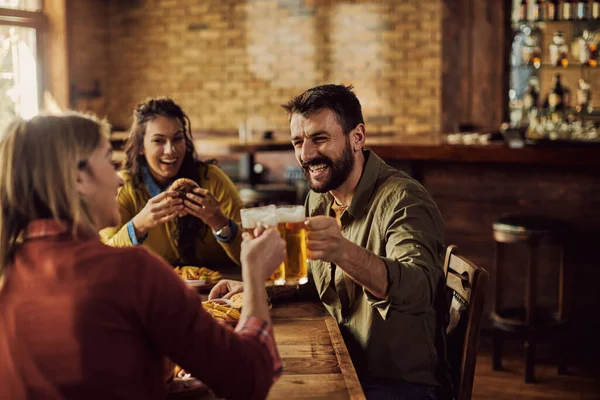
[512,64,598,70]
[513,19,600,26]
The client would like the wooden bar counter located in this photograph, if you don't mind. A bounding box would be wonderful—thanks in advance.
[195,300,365,400]
[267,301,365,399]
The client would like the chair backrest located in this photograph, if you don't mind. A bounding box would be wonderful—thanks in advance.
[443,245,489,400]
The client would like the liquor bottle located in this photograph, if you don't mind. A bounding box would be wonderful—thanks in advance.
[534,0,545,20]
[576,79,591,113]
[522,26,542,68]
[520,0,528,21]
[576,0,588,19]
[549,31,569,67]
[523,77,540,113]
[578,30,599,67]
[589,41,598,67]
[579,30,592,65]
[547,0,559,20]
[562,0,574,20]
[544,74,566,111]
[593,0,600,19]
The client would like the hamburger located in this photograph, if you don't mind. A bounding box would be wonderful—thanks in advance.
[169,178,200,217]
[169,178,200,198]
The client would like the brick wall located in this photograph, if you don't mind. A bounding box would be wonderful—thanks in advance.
[67,0,109,118]
[69,0,442,140]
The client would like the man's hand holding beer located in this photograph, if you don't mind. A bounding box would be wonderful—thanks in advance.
[304,216,348,265]
[305,215,389,300]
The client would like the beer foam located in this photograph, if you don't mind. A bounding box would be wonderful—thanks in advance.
[240,205,277,228]
[276,205,305,223]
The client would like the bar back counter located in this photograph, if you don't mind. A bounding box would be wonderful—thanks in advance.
[369,142,600,338]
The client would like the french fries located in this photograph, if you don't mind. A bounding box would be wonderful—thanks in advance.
[173,266,222,283]
[202,301,241,324]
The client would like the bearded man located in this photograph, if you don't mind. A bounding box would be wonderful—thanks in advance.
[284,84,451,400]
[211,84,452,399]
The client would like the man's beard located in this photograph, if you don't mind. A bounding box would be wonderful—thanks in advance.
[301,139,355,193]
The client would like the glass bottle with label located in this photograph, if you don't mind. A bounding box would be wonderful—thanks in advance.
[534,0,545,20]
[593,0,600,19]
[562,0,574,20]
[579,30,592,65]
[523,77,540,116]
[523,27,543,68]
[589,40,599,67]
[576,0,588,19]
[520,0,529,21]
[576,79,591,113]
[544,74,566,112]
[547,0,559,20]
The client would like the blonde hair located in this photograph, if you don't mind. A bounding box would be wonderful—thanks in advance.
[0,113,111,286]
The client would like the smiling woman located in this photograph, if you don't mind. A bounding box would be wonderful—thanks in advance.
[99,97,244,269]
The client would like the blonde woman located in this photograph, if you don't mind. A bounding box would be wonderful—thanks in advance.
[0,113,283,400]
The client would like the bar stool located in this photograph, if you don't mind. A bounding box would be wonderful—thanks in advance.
[491,215,570,383]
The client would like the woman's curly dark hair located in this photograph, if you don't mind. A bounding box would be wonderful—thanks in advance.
[124,97,215,265]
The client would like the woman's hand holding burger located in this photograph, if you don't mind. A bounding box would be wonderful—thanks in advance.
[131,190,184,238]
[183,187,229,231]
[169,178,228,231]
[131,178,228,239]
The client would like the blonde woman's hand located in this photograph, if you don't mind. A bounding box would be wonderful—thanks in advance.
[183,188,229,231]
[131,191,183,237]
[241,228,286,283]
[208,279,244,300]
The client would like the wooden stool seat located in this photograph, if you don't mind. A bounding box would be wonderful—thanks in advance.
[493,215,568,243]
[491,215,570,383]
[491,307,567,333]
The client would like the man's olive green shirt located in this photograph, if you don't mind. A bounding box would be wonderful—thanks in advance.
[305,150,450,388]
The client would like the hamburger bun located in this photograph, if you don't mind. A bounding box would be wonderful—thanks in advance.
[169,178,200,217]
[229,292,243,310]
[169,178,200,198]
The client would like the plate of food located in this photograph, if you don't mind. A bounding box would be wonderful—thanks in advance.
[173,266,222,291]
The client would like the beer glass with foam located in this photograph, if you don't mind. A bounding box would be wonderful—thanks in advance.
[276,205,308,286]
[240,205,285,286]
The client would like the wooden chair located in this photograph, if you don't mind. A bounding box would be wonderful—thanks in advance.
[443,245,489,400]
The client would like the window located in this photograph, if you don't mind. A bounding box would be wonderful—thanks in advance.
[0,0,41,12]
[0,1,45,129]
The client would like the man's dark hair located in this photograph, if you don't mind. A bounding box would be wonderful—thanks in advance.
[281,84,364,135]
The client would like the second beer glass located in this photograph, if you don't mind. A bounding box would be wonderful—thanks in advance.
[276,205,308,286]
[240,205,285,286]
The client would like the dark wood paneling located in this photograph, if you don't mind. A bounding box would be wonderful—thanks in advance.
[442,0,510,132]
[442,0,472,132]
[470,0,510,130]
[420,161,600,328]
